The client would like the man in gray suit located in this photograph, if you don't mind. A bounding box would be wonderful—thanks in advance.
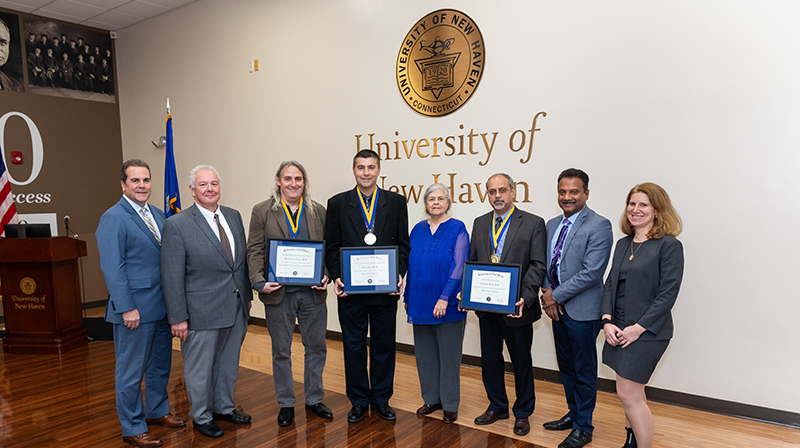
[541,168,613,448]
[161,165,252,439]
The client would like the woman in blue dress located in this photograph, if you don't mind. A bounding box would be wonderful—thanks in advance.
[404,183,470,424]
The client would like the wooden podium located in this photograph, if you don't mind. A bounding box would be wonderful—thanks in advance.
[0,237,89,354]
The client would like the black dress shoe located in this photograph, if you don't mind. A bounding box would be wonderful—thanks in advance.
[277,407,294,426]
[348,405,366,423]
[559,429,592,448]
[371,403,396,421]
[543,414,574,431]
[474,409,509,425]
[305,402,333,419]
[193,420,223,438]
[514,417,530,436]
[623,427,638,448]
[416,403,443,415]
[443,411,458,424]
[212,409,251,425]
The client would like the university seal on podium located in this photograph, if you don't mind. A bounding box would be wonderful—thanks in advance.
[20,277,37,295]
[396,9,485,117]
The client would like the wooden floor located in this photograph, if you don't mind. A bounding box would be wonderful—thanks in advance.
[1,313,799,447]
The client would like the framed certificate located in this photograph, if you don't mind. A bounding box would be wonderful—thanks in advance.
[460,261,522,314]
[340,246,399,294]
[267,239,325,286]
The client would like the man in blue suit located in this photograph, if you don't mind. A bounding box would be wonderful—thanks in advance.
[96,159,186,448]
[541,168,613,448]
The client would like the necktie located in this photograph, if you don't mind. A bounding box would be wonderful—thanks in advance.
[140,207,160,244]
[215,213,233,265]
[547,218,571,288]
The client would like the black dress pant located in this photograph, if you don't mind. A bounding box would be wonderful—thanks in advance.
[338,300,397,406]
[479,313,535,418]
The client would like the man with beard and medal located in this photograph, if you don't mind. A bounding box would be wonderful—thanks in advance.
[246,160,333,427]
[464,173,547,437]
[324,149,410,423]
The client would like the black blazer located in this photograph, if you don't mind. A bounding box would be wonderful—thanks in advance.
[601,235,684,340]
[324,187,411,304]
[468,208,547,326]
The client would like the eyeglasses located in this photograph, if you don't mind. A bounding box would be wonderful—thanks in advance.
[488,188,510,196]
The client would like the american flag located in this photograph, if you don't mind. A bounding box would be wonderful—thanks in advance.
[1,150,20,237]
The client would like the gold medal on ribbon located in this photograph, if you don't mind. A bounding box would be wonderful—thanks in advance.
[357,187,379,244]
[491,253,500,264]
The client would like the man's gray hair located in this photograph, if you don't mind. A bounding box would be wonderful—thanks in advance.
[188,164,220,188]
[486,173,515,190]
[423,183,452,215]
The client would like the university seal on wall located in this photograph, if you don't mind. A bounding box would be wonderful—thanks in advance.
[20,277,37,295]
[396,9,485,117]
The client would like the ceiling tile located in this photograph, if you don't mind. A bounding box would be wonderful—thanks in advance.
[75,0,128,8]
[114,0,168,19]
[80,18,120,30]
[0,1,35,12]
[39,0,106,20]
[89,9,140,28]
[1,0,51,9]
[32,8,84,22]
[141,0,195,9]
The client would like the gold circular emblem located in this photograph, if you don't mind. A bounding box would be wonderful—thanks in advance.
[396,9,485,117]
[20,277,37,295]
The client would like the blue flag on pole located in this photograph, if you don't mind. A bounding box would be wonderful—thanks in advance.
[164,114,181,217]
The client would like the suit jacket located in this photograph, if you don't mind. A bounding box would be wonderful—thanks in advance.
[161,204,251,330]
[469,208,547,326]
[324,187,410,303]
[96,197,166,325]
[0,70,24,92]
[246,197,328,305]
[542,207,613,321]
[600,235,684,340]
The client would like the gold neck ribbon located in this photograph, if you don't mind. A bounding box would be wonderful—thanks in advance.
[281,197,304,238]
[492,206,515,252]
[357,187,378,231]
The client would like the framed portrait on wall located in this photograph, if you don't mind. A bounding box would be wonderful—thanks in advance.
[0,11,25,93]
[22,16,115,103]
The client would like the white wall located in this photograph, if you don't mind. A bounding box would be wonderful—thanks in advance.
[115,0,800,413]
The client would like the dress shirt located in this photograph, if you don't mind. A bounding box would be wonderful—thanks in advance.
[548,206,584,284]
[122,195,161,239]
[194,201,236,260]
[493,207,514,258]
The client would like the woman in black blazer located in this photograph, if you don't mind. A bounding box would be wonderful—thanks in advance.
[600,182,684,448]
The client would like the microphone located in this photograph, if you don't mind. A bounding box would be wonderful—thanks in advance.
[64,215,77,238]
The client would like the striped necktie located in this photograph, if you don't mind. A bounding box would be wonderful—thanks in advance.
[547,218,571,288]
[140,207,160,244]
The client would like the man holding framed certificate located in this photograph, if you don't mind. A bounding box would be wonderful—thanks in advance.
[466,173,547,436]
[246,160,332,427]
[324,149,410,423]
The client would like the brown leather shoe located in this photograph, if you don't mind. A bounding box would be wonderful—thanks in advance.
[443,411,458,424]
[474,409,509,425]
[416,403,443,415]
[514,417,530,436]
[146,413,187,428]
[122,432,163,447]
